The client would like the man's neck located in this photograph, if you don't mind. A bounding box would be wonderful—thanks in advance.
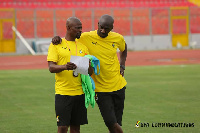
[65,34,75,41]
[97,30,100,37]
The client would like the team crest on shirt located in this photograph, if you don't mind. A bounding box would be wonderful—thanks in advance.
[79,49,83,54]
[112,42,116,48]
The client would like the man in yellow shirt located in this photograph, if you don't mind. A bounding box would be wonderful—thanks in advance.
[47,17,92,133]
[52,15,127,133]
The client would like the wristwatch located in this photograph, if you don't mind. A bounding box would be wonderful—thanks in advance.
[120,65,125,70]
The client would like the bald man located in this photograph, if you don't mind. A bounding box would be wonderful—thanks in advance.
[47,17,92,133]
[52,15,127,133]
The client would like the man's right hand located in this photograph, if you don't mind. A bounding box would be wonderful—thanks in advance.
[65,62,77,70]
[52,36,62,45]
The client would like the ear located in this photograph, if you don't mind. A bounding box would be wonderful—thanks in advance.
[111,21,114,29]
[67,26,70,30]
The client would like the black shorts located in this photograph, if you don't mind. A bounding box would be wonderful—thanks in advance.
[95,86,126,127]
[55,94,88,126]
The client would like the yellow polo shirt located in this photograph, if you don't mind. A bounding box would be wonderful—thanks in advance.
[77,30,127,92]
[47,38,89,95]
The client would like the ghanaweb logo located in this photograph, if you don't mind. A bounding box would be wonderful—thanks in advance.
[135,121,141,128]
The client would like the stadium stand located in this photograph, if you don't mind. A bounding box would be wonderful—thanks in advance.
[55,10,73,37]
[16,10,34,38]
[152,8,169,34]
[0,0,199,39]
[75,10,92,32]
[113,9,131,35]
[36,10,54,38]
[132,9,150,35]
[190,7,200,33]
[1,0,200,54]
[0,0,196,8]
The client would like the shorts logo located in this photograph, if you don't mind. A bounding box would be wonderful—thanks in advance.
[135,121,141,128]
[57,116,59,122]
[95,94,98,101]
[79,49,83,54]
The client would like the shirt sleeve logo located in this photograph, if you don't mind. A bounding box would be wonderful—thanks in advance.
[112,42,116,48]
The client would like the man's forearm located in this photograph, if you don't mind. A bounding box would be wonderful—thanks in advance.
[48,62,67,73]
[120,43,127,66]
[49,65,66,73]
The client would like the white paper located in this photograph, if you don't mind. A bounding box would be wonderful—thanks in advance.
[70,55,89,75]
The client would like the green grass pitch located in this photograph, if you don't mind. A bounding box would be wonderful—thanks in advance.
[0,65,199,133]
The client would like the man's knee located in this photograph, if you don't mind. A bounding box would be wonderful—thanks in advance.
[70,125,80,133]
[104,119,115,128]
[58,126,68,133]
[108,123,123,133]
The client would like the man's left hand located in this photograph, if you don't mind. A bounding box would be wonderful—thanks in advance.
[120,67,124,77]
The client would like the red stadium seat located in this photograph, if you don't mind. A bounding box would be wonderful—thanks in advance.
[37,19,54,37]
[16,10,34,19]
[55,10,73,19]
[75,10,92,32]
[132,9,150,35]
[152,17,169,34]
[151,8,169,34]
[190,7,200,33]
[55,10,73,36]
[56,20,66,37]
[16,19,34,38]
[113,9,131,35]
[16,10,34,38]
[36,10,54,19]
[36,10,54,37]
